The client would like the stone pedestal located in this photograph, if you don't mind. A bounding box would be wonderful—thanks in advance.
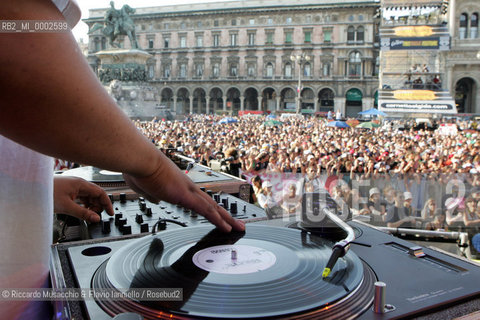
[95,49,174,120]
[95,49,151,83]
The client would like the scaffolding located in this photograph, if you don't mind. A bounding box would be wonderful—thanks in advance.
[378,0,456,116]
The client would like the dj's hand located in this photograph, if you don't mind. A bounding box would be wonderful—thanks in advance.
[123,154,245,233]
[53,176,114,223]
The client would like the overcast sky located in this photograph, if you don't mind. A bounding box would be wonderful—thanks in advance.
[72,0,236,42]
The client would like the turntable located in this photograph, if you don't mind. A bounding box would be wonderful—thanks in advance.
[59,164,251,200]
[52,216,480,319]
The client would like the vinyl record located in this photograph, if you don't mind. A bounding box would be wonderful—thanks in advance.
[61,166,124,183]
[92,225,374,319]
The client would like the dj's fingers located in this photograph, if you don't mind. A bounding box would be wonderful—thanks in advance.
[60,201,101,223]
[78,182,115,216]
[197,191,245,232]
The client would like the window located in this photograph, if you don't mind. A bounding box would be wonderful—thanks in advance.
[164,23,169,30]
[322,62,331,77]
[249,19,255,25]
[212,63,220,77]
[324,29,332,43]
[357,26,364,43]
[347,26,355,42]
[195,64,203,77]
[248,33,255,46]
[229,64,238,76]
[348,51,361,77]
[197,21,202,28]
[231,19,237,26]
[267,18,273,25]
[306,16,312,23]
[179,63,187,78]
[266,32,274,44]
[285,62,292,77]
[180,22,186,29]
[304,31,311,43]
[94,38,100,52]
[213,34,220,47]
[460,13,468,39]
[196,36,203,47]
[303,62,311,77]
[164,37,170,48]
[214,20,219,27]
[247,63,256,77]
[163,64,171,78]
[285,31,293,44]
[286,17,292,24]
[101,38,106,50]
[266,62,274,77]
[148,65,154,79]
[230,33,237,46]
[148,39,154,49]
[180,36,187,48]
[471,13,478,39]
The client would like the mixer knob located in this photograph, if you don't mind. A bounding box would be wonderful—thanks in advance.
[158,220,167,230]
[135,214,144,224]
[145,208,152,216]
[118,218,127,228]
[122,225,132,235]
[230,202,238,215]
[222,198,229,209]
[119,193,127,203]
[139,201,146,211]
[101,220,111,234]
[108,194,114,203]
[114,213,123,226]
[140,223,149,233]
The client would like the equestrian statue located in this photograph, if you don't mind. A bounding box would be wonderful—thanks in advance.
[89,1,139,49]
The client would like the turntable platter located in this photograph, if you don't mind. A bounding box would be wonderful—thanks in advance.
[61,166,124,183]
[92,225,375,319]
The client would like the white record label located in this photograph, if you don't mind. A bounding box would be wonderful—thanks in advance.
[192,245,276,274]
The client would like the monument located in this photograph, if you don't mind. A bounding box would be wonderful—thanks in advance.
[89,2,165,120]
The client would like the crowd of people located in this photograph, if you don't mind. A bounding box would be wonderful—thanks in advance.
[134,114,480,233]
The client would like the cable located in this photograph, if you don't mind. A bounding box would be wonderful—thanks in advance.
[151,218,188,234]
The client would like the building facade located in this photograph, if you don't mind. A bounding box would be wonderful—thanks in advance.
[84,0,380,117]
[446,0,480,114]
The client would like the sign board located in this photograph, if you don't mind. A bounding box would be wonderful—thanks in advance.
[393,90,437,100]
[381,36,450,51]
[379,99,457,114]
[437,123,458,136]
[238,110,265,117]
[394,26,433,37]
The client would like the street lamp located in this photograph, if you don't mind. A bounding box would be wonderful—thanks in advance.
[290,53,311,114]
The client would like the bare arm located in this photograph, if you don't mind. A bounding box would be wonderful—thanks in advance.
[0,0,244,232]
